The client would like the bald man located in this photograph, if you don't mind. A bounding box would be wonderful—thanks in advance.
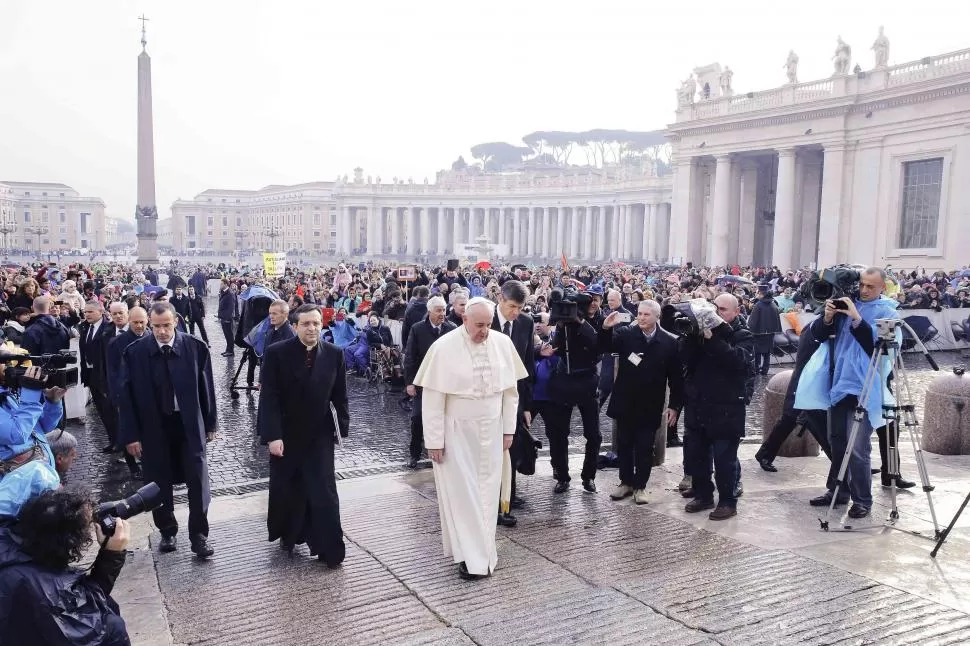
[680,294,754,521]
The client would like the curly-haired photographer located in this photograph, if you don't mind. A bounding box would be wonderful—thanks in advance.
[0,486,132,645]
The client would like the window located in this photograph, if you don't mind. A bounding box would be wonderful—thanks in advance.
[59,192,64,197]
[42,192,47,196]
[236,218,242,227]
[186,216,196,235]
[207,216,214,226]
[222,216,228,227]
[79,213,90,234]
[222,230,228,237]
[24,211,30,222]
[313,243,321,250]
[59,213,65,223]
[24,192,29,196]
[59,227,66,234]
[81,240,88,249]
[314,214,321,226]
[313,231,321,237]
[42,213,48,222]
[329,214,336,226]
[188,241,197,249]
[898,158,943,249]
[60,239,67,245]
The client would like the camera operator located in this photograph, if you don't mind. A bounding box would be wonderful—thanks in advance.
[0,487,132,645]
[544,287,605,494]
[0,365,66,472]
[680,294,754,520]
[795,267,900,519]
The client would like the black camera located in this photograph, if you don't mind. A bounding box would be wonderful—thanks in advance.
[548,287,590,325]
[94,482,162,537]
[1,350,79,390]
[800,265,861,309]
[662,302,700,337]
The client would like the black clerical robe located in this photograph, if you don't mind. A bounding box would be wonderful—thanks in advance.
[257,337,350,563]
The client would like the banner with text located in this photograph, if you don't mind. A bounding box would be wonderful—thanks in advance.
[263,252,287,278]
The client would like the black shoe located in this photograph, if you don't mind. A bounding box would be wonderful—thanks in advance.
[882,474,916,489]
[101,445,116,454]
[190,537,214,559]
[847,504,871,519]
[510,496,525,509]
[318,554,343,569]
[458,562,487,581]
[734,483,744,498]
[280,540,294,555]
[406,457,418,469]
[666,434,683,448]
[758,457,778,473]
[681,488,695,499]
[497,512,517,528]
[553,481,569,494]
[221,351,234,357]
[684,498,715,513]
[582,479,597,493]
[159,535,177,553]
[809,492,849,507]
[871,468,881,475]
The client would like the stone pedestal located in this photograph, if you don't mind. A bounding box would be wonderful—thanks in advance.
[923,368,970,455]
[761,370,820,458]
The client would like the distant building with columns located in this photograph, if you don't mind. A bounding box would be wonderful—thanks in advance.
[668,45,970,271]
[0,181,106,252]
[168,42,969,270]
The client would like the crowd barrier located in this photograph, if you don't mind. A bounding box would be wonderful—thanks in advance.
[774,307,970,362]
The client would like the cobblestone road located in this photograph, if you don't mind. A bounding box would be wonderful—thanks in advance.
[66,299,968,502]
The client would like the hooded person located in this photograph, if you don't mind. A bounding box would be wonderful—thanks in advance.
[57,280,86,313]
[328,308,358,349]
[795,267,900,519]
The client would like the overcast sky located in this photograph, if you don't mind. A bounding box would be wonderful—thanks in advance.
[1,0,966,220]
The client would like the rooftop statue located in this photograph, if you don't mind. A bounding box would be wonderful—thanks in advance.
[833,36,852,76]
[353,167,363,183]
[677,75,697,107]
[872,26,890,68]
[720,66,734,95]
[784,50,799,84]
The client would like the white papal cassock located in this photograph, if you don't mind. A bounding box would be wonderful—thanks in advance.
[414,325,528,575]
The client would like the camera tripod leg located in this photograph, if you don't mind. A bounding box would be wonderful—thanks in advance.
[894,356,942,536]
[931,489,970,558]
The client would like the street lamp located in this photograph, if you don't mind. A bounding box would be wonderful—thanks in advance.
[24,225,49,260]
[0,221,16,259]
[263,228,280,252]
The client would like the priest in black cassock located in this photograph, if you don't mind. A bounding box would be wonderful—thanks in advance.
[258,304,350,568]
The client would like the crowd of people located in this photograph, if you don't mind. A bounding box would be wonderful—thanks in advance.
[0,253,967,639]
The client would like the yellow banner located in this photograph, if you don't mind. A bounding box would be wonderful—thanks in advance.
[263,252,287,278]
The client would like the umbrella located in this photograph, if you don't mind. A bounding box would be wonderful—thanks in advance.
[239,285,280,302]
[956,269,970,278]
[143,285,164,296]
[716,275,755,286]
[474,260,491,270]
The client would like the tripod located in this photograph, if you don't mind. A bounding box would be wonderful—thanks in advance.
[229,347,260,400]
[820,318,941,539]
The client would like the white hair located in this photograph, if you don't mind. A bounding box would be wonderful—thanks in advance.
[637,299,661,317]
[465,296,496,317]
[427,296,446,310]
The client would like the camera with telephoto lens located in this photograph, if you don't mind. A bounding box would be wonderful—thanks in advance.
[799,265,861,309]
[94,482,162,537]
[548,287,591,326]
[662,302,700,336]
[1,350,79,390]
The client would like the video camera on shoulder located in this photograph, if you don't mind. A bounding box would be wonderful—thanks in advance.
[799,265,861,309]
[548,287,591,326]
[1,349,79,390]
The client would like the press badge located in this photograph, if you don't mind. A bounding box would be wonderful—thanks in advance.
[627,353,642,366]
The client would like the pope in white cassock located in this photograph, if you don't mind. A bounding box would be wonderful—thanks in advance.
[413,297,528,580]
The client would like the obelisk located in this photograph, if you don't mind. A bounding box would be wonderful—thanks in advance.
[135,15,160,264]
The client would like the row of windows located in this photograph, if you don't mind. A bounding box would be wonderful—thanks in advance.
[20,192,67,198]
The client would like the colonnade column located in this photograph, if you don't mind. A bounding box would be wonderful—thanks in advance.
[582,207,594,259]
[710,154,733,267]
[498,208,507,246]
[596,206,607,259]
[642,204,654,260]
[737,164,758,266]
[513,208,522,256]
[568,207,580,259]
[772,149,797,270]
[437,208,448,255]
[338,205,349,254]
[483,208,491,245]
[527,208,537,256]
[420,208,430,254]
[453,208,462,253]
[556,208,567,256]
[391,208,402,255]
[541,208,551,258]
[619,205,629,259]
[817,145,845,268]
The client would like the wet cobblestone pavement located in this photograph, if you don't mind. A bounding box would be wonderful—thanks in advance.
[67,298,970,502]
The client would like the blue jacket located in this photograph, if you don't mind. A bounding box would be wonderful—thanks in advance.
[22,315,70,356]
[0,387,63,462]
[795,296,899,424]
[330,320,358,348]
[533,354,561,402]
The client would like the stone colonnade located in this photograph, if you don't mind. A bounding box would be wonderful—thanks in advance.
[335,202,674,262]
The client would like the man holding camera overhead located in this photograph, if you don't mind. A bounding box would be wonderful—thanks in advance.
[795,267,899,520]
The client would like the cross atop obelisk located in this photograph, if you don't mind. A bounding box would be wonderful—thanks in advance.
[139,14,149,51]
[135,14,160,264]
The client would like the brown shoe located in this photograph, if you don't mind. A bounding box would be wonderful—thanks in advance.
[709,506,737,521]
[684,498,715,513]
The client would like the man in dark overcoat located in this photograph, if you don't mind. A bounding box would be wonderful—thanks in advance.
[258,304,350,568]
[490,280,535,524]
[603,300,683,504]
[403,296,456,469]
[747,288,782,375]
[118,301,218,558]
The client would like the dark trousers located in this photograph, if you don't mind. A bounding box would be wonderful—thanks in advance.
[756,410,832,463]
[877,422,901,477]
[90,383,138,473]
[152,414,210,541]
[245,348,258,385]
[684,430,741,508]
[409,416,424,460]
[544,395,601,482]
[189,319,209,344]
[755,352,771,374]
[220,319,235,354]
[615,417,656,489]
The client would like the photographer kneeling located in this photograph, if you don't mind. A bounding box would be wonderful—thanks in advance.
[0,487,132,645]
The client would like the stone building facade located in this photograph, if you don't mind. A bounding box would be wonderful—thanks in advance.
[0,181,107,252]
